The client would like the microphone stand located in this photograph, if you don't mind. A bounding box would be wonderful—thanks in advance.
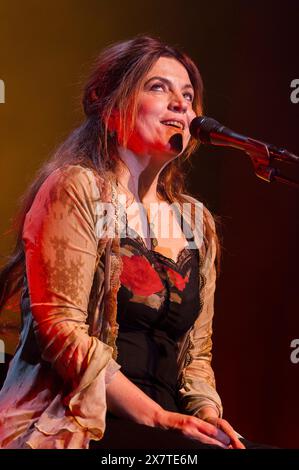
[213,132,299,189]
[247,141,299,189]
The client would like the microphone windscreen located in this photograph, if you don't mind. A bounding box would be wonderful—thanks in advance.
[190,116,221,143]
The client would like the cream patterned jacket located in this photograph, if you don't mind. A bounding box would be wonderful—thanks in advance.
[0,164,222,449]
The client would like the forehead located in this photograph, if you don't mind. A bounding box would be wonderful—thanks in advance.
[145,56,192,86]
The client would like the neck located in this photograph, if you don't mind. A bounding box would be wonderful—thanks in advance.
[115,147,172,205]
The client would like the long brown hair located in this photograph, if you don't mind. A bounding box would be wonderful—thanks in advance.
[0,35,218,313]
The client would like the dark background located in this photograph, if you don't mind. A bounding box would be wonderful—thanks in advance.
[0,0,298,448]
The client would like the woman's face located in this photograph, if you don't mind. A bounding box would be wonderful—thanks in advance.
[121,57,197,160]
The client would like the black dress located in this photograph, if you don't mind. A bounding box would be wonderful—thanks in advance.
[115,223,200,413]
[91,221,275,449]
[92,223,214,449]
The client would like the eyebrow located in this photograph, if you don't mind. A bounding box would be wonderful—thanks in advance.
[144,75,194,92]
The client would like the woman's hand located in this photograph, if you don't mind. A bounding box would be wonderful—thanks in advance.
[198,406,245,449]
[155,410,233,448]
[106,371,244,449]
[201,416,245,449]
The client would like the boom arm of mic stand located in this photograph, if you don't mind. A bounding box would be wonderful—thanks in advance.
[244,139,299,189]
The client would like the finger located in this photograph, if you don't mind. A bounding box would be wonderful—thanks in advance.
[214,427,232,446]
[226,438,245,449]
[229,437,245,449]
[235,439,246,449]
[198,421,231,446]
[183,429,229,449]
[201,416,243,449]
[216,421,245,449]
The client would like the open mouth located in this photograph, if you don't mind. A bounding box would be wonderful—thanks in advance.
[160,120,185,131]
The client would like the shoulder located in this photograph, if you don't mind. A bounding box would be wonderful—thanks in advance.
[36,164,111,209]
[181,193,219,272]
[48,164,106,195]
[181,193,216,235]
[24,165,112,235]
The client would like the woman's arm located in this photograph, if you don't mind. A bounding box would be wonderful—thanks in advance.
[106,369,163,426]
[178,206,244,448]
[106,369,232,448]
[178,208,223,417]
[22,165,120,446]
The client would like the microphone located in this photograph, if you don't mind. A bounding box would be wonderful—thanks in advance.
[190,115,299,165]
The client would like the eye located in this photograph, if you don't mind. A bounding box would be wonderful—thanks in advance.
[150,82,166,91]
[183,92,194,102]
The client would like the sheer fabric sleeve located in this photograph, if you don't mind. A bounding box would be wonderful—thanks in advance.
[22,165,120,448]
[178,207,223,418]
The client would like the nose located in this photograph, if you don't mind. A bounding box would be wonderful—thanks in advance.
[168,92,188,114]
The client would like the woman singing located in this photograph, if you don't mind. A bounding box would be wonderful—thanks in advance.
[0,35,254,449]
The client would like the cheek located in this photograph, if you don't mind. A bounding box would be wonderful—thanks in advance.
[136,108,154,129]
[136,96,164,125]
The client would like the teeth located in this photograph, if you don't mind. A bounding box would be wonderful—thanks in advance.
[161,120,184,130]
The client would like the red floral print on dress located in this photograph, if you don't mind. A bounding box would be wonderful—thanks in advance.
[120,255,164,296]
[166,267,190,291]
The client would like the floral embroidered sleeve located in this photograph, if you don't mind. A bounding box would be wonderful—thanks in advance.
[22,165,121,448]
[178,206,223,418]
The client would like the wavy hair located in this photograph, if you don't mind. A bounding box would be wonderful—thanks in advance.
[0,35,219,313]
